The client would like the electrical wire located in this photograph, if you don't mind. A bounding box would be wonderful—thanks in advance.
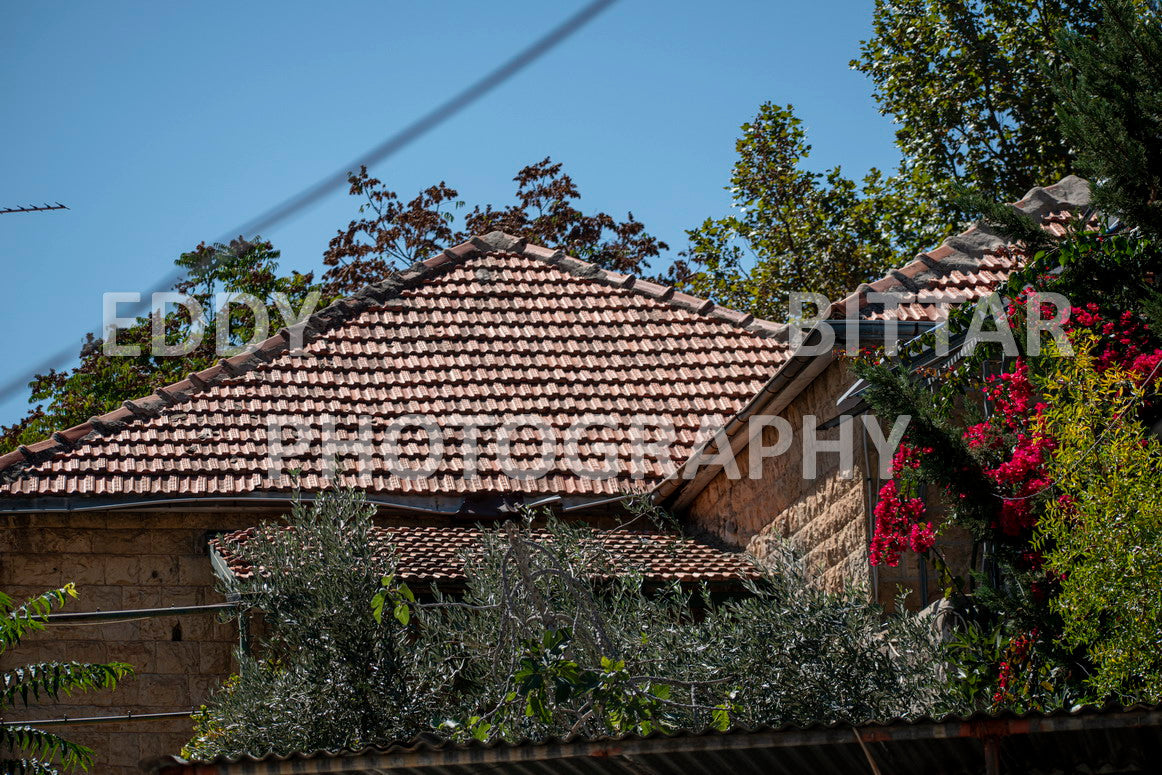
[0,0,619,403]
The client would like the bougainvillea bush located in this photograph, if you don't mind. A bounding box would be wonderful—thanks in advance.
[855,230,1162,711]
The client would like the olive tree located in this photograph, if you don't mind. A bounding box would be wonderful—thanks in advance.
[186,491,946,759]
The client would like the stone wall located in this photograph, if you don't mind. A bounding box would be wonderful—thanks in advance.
[1,510,242,774]
[685,358,956,609]
[686,359,871,592]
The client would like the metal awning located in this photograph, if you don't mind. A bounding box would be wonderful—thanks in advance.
[149,704,1162,775]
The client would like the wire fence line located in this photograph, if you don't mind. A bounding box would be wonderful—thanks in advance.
[0,0,618,404]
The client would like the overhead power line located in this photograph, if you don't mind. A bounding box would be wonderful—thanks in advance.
[0,0,618,402]
[0,202,68,215]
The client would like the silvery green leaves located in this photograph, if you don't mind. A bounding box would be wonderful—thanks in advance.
[186,493,946,759]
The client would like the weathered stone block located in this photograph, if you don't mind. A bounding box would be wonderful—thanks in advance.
[104,555,141,585]
[154,642,201,675]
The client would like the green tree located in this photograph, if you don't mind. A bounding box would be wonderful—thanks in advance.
[666,104,927,320]
[1053,0,1162,236]
[1,585,132,773]
[1036,337,1162,702]
[854,0,1104,213]
[184,492,420,757]
[0,238,318,455]
[672,2,1151,321]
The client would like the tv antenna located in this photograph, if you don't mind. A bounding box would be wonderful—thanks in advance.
[0,202,69,215]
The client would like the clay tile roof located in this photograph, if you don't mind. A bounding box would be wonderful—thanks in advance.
[209,524,760,585]
[830,175,1094,323]
[0,232,789,507]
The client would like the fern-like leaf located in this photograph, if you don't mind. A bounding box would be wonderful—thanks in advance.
[1,587,78,652]
[0,725,94,773]
[2,662,133,709]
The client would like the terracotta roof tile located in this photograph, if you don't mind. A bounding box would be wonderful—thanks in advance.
[831,176,1094,323]
[0,233,788,505]
[210,524,759,586]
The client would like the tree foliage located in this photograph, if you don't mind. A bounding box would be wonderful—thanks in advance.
[322,158,667,296]
[320,175,462,295]
[459,158,667,276]
[666,104,924,320]
[671,2,1158,321]
[184,491,944,759]
[1053,0,1162,237]
[1036,336,1162,701]
[1,585,133,774]
[854,0,1104,211]
[183,492,416,757]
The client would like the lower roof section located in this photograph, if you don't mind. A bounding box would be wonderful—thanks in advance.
[210,523,760,587]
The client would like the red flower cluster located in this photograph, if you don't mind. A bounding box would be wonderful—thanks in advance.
[988,428,1056,536]
[959,358,1057,537]
[1070,303,1162,380]
[988,358,1042,422]
[869,444,935,567]
[993,631,1035,705]
[891,443,925,471]
[964,422,997,450]
[993,661,1013,704]
[965,301,1161,541]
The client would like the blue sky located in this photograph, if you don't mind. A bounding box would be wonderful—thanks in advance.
[0,1,899,428]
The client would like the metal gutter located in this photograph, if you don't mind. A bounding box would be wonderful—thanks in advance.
[561,493,635,512]
[45,602,237,625]
[2,711,194,728]
[0,492,607,517]
[0,494,465,515]
[820,319,939,341]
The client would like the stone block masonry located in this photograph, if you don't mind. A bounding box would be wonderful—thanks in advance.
[688,360,875,594]
[686,358,960,609]
[1,511,245,774]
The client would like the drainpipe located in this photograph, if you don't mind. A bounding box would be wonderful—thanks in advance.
[918,482,930,604]
[859,422,879,603]
[238,608,251,660]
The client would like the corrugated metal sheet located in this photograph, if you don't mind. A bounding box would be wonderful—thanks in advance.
[150,704,1162,775]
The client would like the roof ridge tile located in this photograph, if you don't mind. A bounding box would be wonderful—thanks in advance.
[830,175,1092,321]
